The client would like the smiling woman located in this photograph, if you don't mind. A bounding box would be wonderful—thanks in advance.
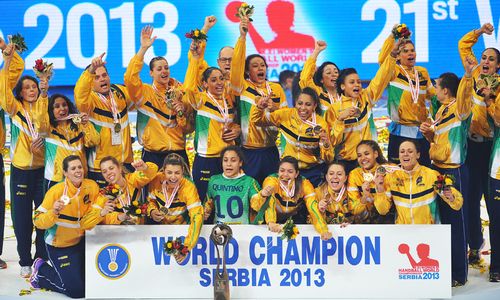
[33,93,100,192]
[146,153,203,263]
[0,45,48,278]
[251,87,332,187]
[31,155,114,298]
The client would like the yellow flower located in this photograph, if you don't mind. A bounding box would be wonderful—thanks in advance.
[116,202,123,209]
[194,30,200,37]
[112,189,118,194]
[293,226,299,235]
[242,3,248,7]
[338,212,344,218]
[135,208,142,214]
[166,241,173,249]
[401,23,406,27]
[444,177,453,185]
[132,201,139,206]
[290,233,297,240]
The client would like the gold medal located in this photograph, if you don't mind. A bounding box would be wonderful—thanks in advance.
[377,166,387,176]
[363,173,374,183]
[159,207,169,215]
[114,123,121,133]
[60,195,70,205]
[72,115,82,124]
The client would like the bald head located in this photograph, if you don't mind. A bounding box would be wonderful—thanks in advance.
[217,46,234,79]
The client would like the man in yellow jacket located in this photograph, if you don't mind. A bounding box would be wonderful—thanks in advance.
[74,53,134,187]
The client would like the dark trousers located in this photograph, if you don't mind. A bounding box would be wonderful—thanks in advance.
[488,177,500,273]
[465,138,492,250]
[88,163,134,188]
[10,166,46,266]
[0,156,4,256]
[38,240,85,298]
[300,163,326,188]
[192,154,222,202]
[433,164,468,284]
[388,134,431,167]
[338,159,358,175]
[43,179,60,195]
[142,148,189,170]
[242,146,280,185]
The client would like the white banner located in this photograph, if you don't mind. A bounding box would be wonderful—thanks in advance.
[85,225,451,299]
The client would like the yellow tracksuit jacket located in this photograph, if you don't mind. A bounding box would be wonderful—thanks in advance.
[33,179,105,247]
[147,174,203,250]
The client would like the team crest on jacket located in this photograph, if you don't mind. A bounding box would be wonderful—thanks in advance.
[416,176,424,186]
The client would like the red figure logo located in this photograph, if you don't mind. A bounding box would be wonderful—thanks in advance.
[226,0,314,51]
[399,243,439,268]
[226,0,314,78]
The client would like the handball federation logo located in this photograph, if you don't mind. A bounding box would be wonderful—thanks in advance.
[398,243,440,280]
[96,244,131,280]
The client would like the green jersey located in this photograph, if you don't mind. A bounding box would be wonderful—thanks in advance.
[206,173,261,224]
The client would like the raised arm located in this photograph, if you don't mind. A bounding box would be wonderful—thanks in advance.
[456,56,475,120]
[182,41,204,110]
[124,26,156,105]
[127,160,159,189]
[74,53,106,113]
[364,41,398,105]
[300,41,326,89]
[378,34,395,66]
[230,18,249,95]
[0,46,21,117]
[458,23,493,71]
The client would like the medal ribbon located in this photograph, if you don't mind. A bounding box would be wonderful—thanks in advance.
[399,65,420,104]
[249,79,272,97]
[431,99,456,126]
[326,90,341,104]
[207,91,229,124]
[96,92,119,126]
[333,185,346,203]
[161,181,180,209]
[62,179,81,203]
[22,105,38,139]
[279,179,295,212]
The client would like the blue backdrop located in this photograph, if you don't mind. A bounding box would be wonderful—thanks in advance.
[0,0,498,87]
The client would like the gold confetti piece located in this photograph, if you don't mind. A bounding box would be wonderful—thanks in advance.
[19,289,32,296]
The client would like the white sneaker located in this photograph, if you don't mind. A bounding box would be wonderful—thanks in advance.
[20,266,32,278]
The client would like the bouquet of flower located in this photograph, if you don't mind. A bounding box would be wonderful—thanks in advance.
[184,29,208,42]
[100,184,121,201]
[476,73,500,95]
[325,212,346,225]
[236,3,254,21]
[164,237,189,256]
[33,58,54,80]
[165,88,185,117]
[392,24,411,40]
[433,174,455,194]
[8,33,28,53]
[236,3,255,32]
[280,217,299,241]
[123,200,148,218]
